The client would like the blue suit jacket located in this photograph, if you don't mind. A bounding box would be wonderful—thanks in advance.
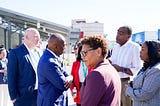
[7,44,36,100]
[37,49,69,106]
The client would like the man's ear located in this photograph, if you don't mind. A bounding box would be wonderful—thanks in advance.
[25,34,29,40]
[127,35,131,39]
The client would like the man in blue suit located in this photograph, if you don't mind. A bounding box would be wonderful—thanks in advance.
[7,28,41,106]
[37,33,73,106]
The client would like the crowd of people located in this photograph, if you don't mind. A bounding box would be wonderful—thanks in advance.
[0,26,160,106]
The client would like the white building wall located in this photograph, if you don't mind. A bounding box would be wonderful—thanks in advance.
[145,31,158,41]
[72,19,104,37]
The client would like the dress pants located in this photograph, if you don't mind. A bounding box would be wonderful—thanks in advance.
[121,78,132,106]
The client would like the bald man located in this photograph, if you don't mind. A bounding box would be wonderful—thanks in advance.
[37,33,73,106]
[7,28,42,106]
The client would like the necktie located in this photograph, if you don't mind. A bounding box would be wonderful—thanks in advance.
[30,49,40,89]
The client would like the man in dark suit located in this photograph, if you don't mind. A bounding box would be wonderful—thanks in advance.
[7,28,41,106]
[37,33,73,106]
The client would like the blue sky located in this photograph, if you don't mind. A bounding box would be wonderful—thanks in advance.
[0,0,160,40]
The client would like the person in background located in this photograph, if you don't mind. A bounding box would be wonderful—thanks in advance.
[80,34,121,106]
[125,41,160,106]
[73,44,78,58]
[73,42,81,58]
[70,44,92,106]
[37,33,73,106]
[106,49,112,59]
[0,46,10,106]
[36,39,42,49]
[7,28,41,106]
[0,46,7,84]
[36,39,44,56]
[109,26,142,106]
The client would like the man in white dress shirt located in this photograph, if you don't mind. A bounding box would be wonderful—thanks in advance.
[109,26,142,106]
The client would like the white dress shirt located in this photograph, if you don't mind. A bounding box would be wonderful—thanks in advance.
[24,43,41,89]
[109,40,143,80]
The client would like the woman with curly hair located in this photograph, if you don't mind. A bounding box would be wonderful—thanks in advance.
[80,34,121,106]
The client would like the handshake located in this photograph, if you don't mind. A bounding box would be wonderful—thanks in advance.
[64,75,73,89]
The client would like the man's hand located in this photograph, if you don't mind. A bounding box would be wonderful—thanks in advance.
[112,64,133,76]
[124,84,128,92]
[64,75,73,89]
[112,64,122,72]
[0,69,6,73]
[12,98,16,103]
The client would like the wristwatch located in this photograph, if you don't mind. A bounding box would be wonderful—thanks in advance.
[122,68,127,73]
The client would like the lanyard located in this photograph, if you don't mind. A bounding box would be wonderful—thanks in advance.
[81,61,88,78]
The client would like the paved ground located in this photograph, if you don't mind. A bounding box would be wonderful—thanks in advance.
[2,88,77,106]
[68,89,77,106]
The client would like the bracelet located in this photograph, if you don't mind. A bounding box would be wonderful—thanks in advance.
[122,68,127,73]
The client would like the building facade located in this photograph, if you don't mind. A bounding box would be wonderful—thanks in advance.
[72,19,104,37]
[132,31,158,44]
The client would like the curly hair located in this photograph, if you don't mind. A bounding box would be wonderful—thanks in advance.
[80,34,108,58]
[146,41,160,66]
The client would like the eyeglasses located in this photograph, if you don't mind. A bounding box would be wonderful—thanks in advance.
[80,48,94,57]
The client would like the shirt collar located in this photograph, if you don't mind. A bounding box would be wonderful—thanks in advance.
[47,48,59,59]
[24,43,31,53]
[118,39,131,48]
[24,43,38,53]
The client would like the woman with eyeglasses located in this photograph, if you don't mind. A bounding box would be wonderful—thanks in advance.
[80,34,121,106]
[70,43,92,106]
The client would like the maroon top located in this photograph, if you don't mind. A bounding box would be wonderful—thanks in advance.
[80,60,121,106]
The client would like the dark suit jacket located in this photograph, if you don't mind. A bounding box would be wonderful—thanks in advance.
[37,49,69,106]
[7,44,36,104]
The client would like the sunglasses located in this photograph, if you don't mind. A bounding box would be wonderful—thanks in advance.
[80,48,95,57]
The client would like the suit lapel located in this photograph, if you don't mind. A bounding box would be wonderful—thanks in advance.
[21,44,36,71]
